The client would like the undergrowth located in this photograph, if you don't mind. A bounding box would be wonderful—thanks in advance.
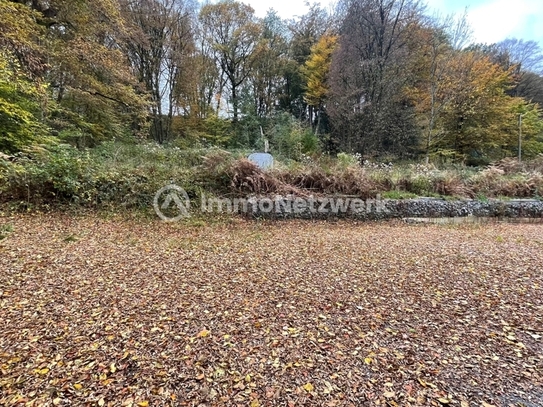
[1,142,543,211]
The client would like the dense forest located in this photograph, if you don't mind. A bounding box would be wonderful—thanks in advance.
[1,0,543,163]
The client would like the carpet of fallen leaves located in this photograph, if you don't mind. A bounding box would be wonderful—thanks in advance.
[1,213,543,407]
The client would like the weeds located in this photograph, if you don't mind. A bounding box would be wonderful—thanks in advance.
[0,223,13,240]
[1,143,543,211]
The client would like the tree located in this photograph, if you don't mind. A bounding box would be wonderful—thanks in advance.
[0,0,47,79]
[437,52,524,160]
[495,39,543,107]
[0,0,51,153]
[280,3,332,119]
[497,38,543,75]
[248,10,289,118]
[41,0,149,146]
[505,100,543,159]
[0,50,52,153]
[301,33,337,135]
[199,0,262,122]
[328,0,423,156]
[516,71,543,106]
[1,0,150,149]
[407,12,472,163]
[121,0,196,143]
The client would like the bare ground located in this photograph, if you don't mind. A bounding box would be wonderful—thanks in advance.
[1,214,542,406]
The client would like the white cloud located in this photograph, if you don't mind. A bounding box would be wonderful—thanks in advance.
[422,0,543,45]
[467,0,542,44]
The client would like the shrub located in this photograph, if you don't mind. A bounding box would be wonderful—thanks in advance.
[267,113,320,160]
[336,152,360,168]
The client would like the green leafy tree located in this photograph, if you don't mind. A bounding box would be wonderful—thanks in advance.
[0,0,47,78]
[2,0,149,148]
[0,51,52,153]
[0,1,51,153]
[45,0,149,146]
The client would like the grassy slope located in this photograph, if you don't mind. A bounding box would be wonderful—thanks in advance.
[1,143,543,211]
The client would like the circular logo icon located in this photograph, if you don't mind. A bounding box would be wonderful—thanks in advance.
[153,184,191,221]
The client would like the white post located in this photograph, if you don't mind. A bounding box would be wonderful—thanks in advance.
[260,126,269,153]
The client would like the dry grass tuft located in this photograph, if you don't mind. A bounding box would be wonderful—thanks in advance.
[228,159,282,195]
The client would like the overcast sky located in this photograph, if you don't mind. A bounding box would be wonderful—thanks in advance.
[241,0,543,47]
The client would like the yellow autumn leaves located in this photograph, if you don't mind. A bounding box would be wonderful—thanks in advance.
[301,34,338,109]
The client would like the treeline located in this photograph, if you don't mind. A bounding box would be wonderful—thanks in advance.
[1,0,543,163]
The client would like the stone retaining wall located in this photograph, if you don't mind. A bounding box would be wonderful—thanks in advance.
[243,196,543,220]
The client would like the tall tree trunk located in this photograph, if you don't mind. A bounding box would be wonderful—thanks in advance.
[232,84,238,122]
[314,108,321,136]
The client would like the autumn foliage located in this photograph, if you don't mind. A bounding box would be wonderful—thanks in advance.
[0,0,543,161]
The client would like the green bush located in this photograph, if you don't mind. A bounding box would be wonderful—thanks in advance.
[0,142,202,207]
[266,113,320,160]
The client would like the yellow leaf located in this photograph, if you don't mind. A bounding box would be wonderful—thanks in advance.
[303,382,314,392]
[418,377,437,388]
[197,329,210,338]
[250,399,260,407]
[137,401,149,407]
[110,363,116,373]
[37,368,49,375]
[98,399,105,407]
[73,383,82,390]
[364,357,372,364]
[438,398,450,404]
